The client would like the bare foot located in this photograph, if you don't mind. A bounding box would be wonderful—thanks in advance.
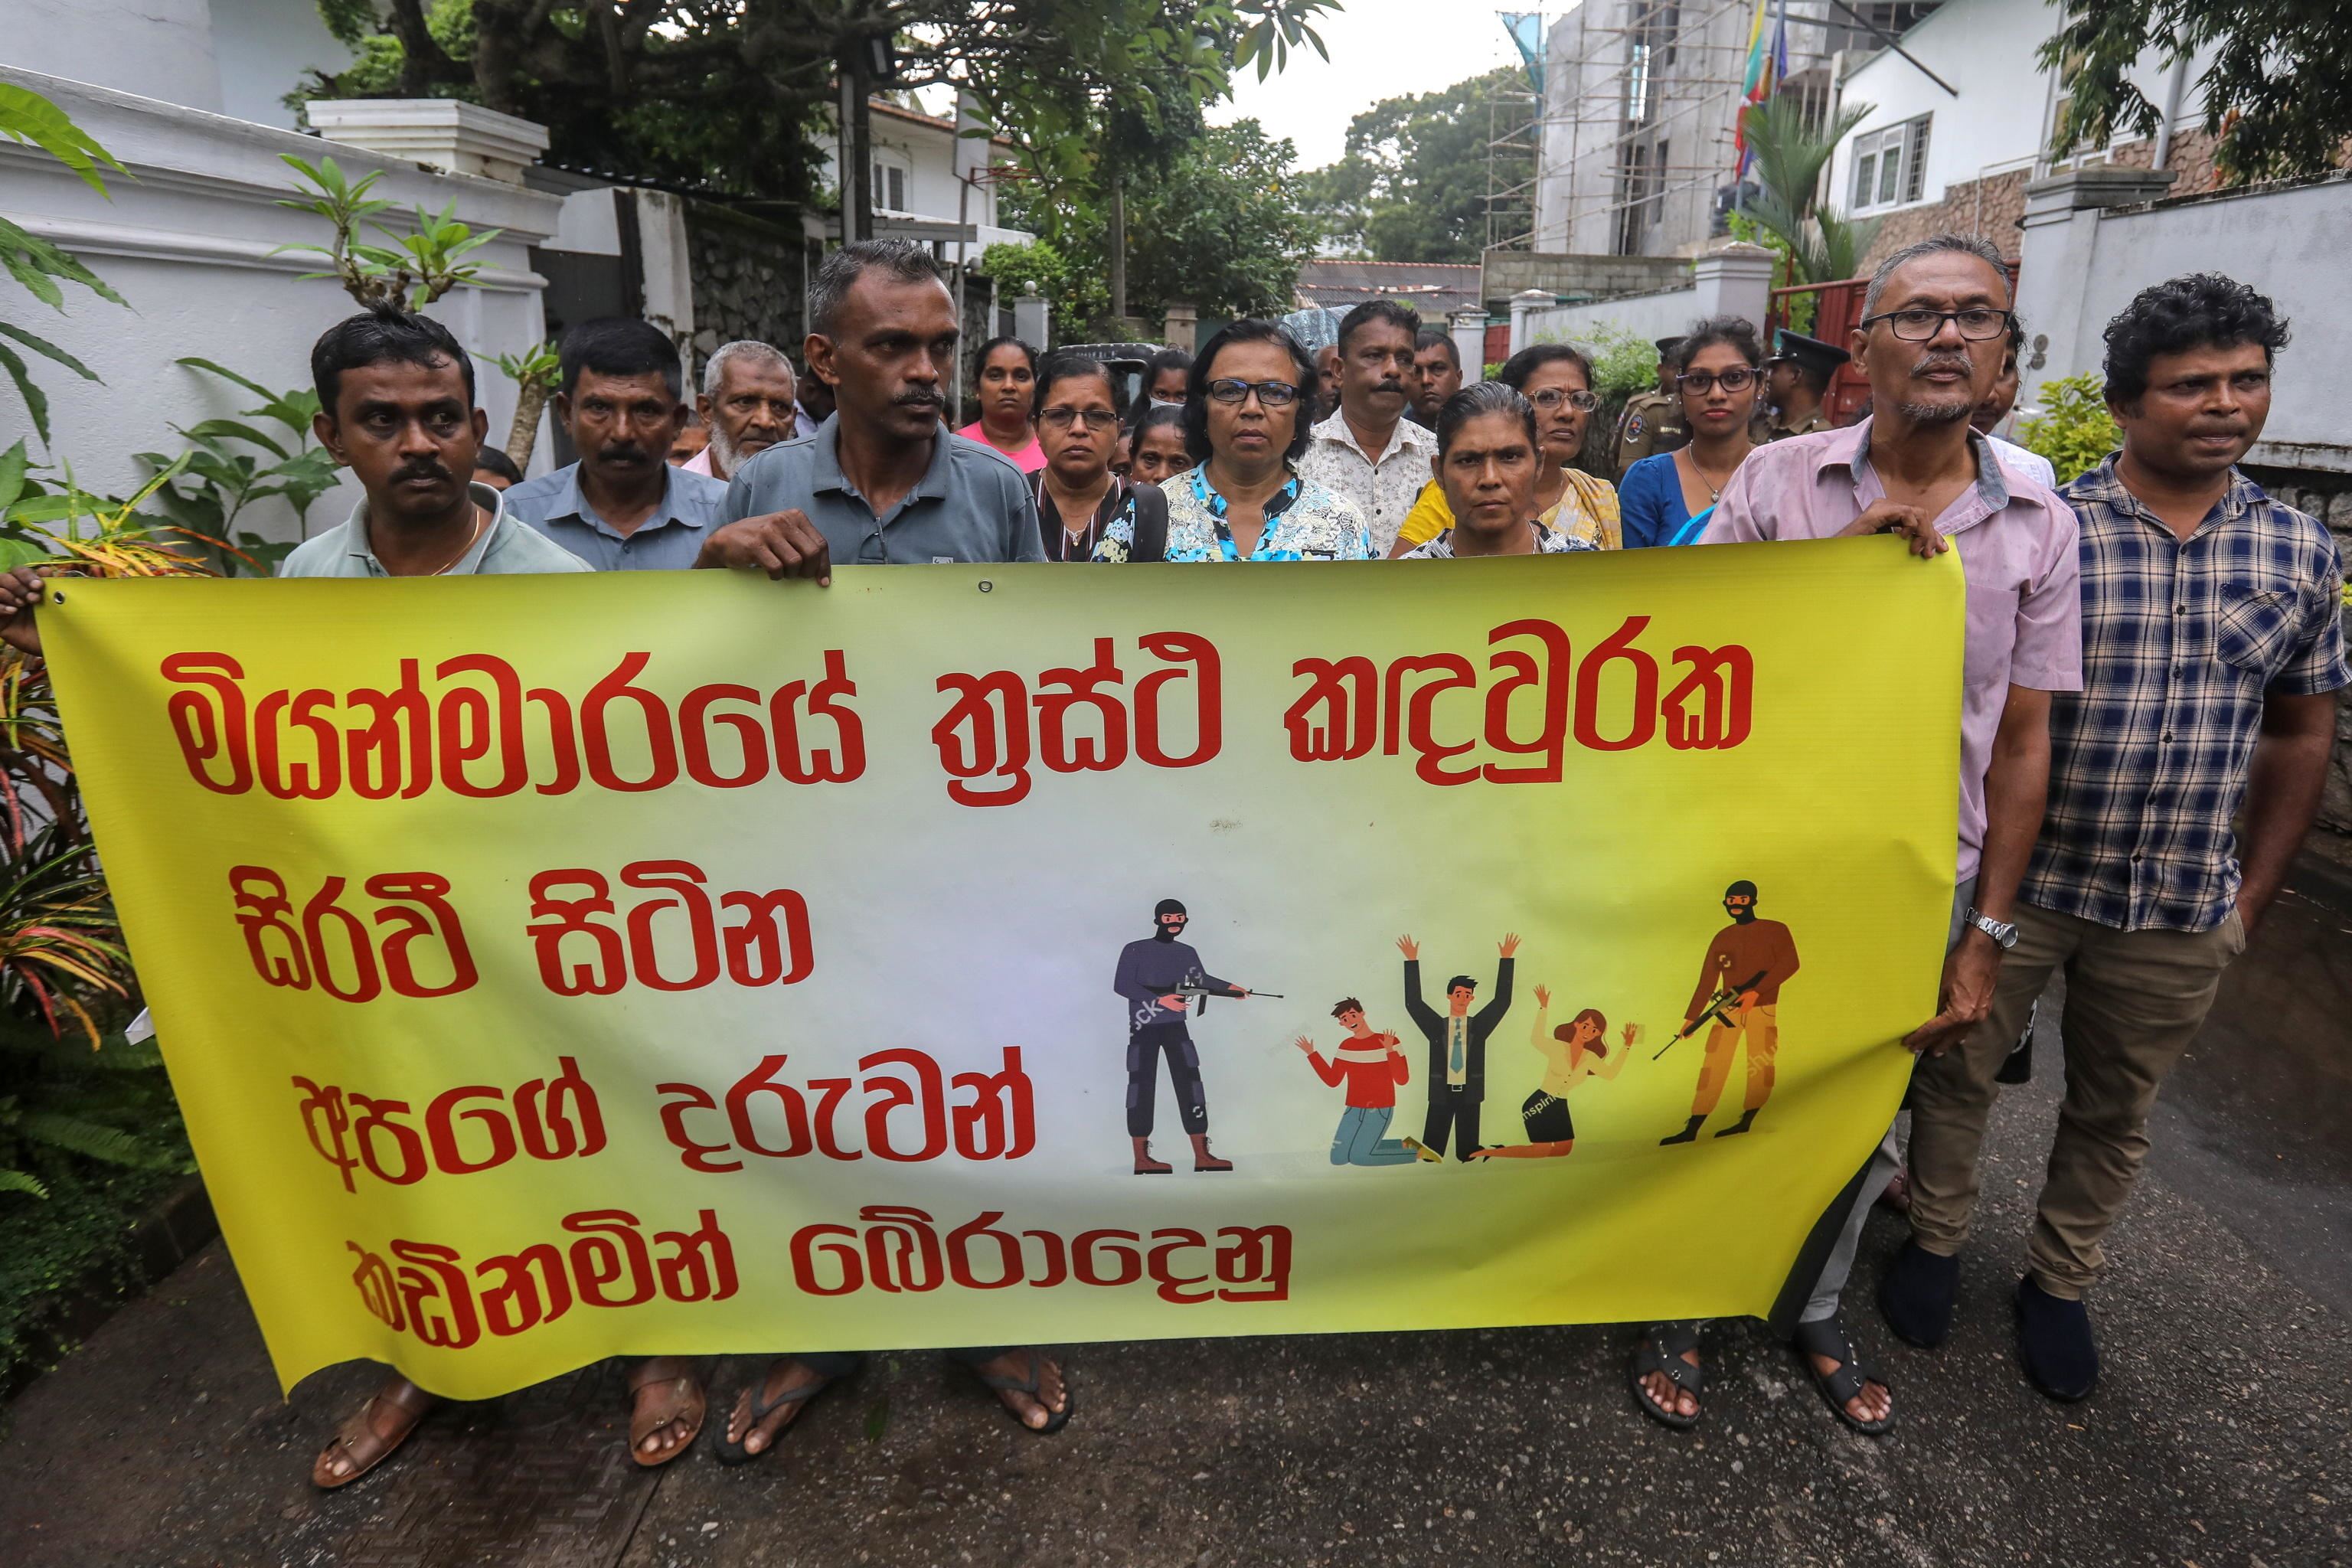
[970,1348,1069,1430]
[724,1359,831,1458]
[1639,1348,1702,1422]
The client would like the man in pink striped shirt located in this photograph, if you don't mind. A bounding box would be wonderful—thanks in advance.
[1629,234,2082,1439]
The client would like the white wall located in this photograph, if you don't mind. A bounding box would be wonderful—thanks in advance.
[815,105,1035,262]
[0,67,564,540]
[205,0,359,130]
[2,0,224,112]
[2017,177,2352,475]
[1519,285,1702,350]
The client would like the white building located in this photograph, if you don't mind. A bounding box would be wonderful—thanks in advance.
[1824,0,2223,260]
[1530,2,1926,258]
[816,100,1033,265]
[5,0,358,131]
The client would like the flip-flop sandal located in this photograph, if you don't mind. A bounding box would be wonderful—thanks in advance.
[1628,1325,1704,1429]
[1791,1315,1893,1436]
[312,1378,438,1490]
[973,1348,1073,1436]
[713,1364,839,1466]
[626,1361,707,1468]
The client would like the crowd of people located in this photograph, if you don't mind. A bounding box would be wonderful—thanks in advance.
[0,230,2338,1485]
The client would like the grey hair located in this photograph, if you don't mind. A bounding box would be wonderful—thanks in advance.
[808,239,948,339]
[701,339,792,397]
[1862,233,2011,315]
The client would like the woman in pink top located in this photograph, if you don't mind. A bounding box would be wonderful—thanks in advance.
[956,335,1047,472]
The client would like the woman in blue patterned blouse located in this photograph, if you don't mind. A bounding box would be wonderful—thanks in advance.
[1096,318,1374,563]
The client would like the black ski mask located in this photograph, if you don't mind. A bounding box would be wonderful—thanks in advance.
[1153,898,1187,942]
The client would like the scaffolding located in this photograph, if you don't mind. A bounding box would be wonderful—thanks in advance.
[1489,1,1866,256]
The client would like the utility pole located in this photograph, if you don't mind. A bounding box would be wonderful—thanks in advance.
[1109,168,1128,324]
[841,39,877,243]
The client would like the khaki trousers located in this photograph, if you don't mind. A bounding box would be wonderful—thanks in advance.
[1689,1004,1778,1118]
[1906,903,2245,1299]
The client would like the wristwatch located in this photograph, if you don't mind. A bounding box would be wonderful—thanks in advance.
[1964,906,2020,950]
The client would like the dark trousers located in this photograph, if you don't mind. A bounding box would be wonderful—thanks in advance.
[1422,1087,1483,1161]
[1126,1022,1208,1137]
[792,1347,1011,1379]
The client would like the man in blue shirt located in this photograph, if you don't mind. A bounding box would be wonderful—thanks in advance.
[505,317,730,570]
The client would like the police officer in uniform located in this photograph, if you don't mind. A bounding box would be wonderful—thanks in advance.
[1756,328,1850,443]
[1612,335,1690,475]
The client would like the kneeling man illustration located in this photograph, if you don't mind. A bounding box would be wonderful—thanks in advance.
[1112,899,1252,1174]
[1661,880,1801,1144]
[1294,999,1433,1167]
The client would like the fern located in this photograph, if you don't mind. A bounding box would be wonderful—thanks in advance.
[16,1109,172,1168]
[0,1166,44,1198]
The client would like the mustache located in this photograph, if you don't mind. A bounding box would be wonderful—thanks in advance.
[597,444,651,464]
[390,462,454,485]
[896,390,944,410]
[1910,352,1975,378]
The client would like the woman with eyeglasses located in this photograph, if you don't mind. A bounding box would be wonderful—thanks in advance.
[1388,343,1621,556]
[1398,383,1599,558]
[1618,317,1763,548]
[1027,352,1170,561]
[955,336,1048,473]
[1100,319,1373,563]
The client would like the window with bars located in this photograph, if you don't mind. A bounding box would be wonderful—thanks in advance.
[871,161,908,211]
[1848,114,1932,214]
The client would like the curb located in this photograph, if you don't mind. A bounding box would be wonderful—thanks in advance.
[0,1174,216,1406]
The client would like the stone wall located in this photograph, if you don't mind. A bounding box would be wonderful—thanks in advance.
[684,201,815,364]
[1860,130,2228,271]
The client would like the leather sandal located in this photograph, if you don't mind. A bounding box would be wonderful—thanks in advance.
[1791,1315,1893,1436]
[1629,1324,1704,1429]
[312,1377,438,1489]
[626,1359,706,1468]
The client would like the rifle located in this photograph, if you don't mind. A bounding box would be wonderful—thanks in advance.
[1651,969,1769,1060]
[1172,983,1283,1015]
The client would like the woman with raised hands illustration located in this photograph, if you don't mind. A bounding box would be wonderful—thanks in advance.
[1469,984,1638,1160]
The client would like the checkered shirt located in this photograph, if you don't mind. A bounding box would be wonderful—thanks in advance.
[2022,457,2350,932]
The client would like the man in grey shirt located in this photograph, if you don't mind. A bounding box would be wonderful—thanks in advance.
[697,240,1046,573]
[505,317,730,570]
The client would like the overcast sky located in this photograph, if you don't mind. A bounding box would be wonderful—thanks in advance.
[1211,0,1533,172]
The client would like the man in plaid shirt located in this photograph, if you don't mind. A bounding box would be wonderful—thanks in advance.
[1884,274,2349,1401]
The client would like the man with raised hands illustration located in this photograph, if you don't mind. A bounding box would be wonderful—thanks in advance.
[1398,933,1520,1161]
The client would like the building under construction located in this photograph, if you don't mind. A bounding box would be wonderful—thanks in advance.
[1512,2,1939,258]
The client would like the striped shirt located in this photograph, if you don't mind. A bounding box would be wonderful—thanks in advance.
[2022,457,2349,931]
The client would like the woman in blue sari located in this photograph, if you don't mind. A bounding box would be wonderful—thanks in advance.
[1618,316,1764,548]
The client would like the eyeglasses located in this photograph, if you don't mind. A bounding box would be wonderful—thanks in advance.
[1207,378,1301,408]
[1859,308,2016,342]
[1674,368,1756,393]
[1527,387,1601,413]
[1039,407,1120,431]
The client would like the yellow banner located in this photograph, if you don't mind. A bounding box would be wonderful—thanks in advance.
[44,543,1959,1399]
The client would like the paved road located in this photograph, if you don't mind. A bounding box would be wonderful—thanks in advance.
[5,859,2347,1567]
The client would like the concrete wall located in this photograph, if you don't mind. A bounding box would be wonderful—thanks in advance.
[0,66,562,541]
[3,0,224,112]
[1517,286,1702,352]
[1481,250,1688,307]
[206,0,360,130]
[2014,172,2352,476]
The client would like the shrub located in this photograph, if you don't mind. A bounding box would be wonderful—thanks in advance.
[2013,373,2122,485]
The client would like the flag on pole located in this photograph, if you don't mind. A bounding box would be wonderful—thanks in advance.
[1733,0,1789,180]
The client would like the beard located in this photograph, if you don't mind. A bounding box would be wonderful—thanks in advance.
[1896,397,1974,425]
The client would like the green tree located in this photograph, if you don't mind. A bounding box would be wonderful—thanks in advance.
[1739,96,1877,286]
[301,1,1334,230]
[1298,67,1537,263]
[990,117,1315,333]
[2040,1,2352,185]
[2014,372,2122,483]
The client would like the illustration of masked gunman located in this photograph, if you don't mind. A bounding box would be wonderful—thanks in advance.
[1660,880,1802,1145]
[1113,899,1251,1174]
